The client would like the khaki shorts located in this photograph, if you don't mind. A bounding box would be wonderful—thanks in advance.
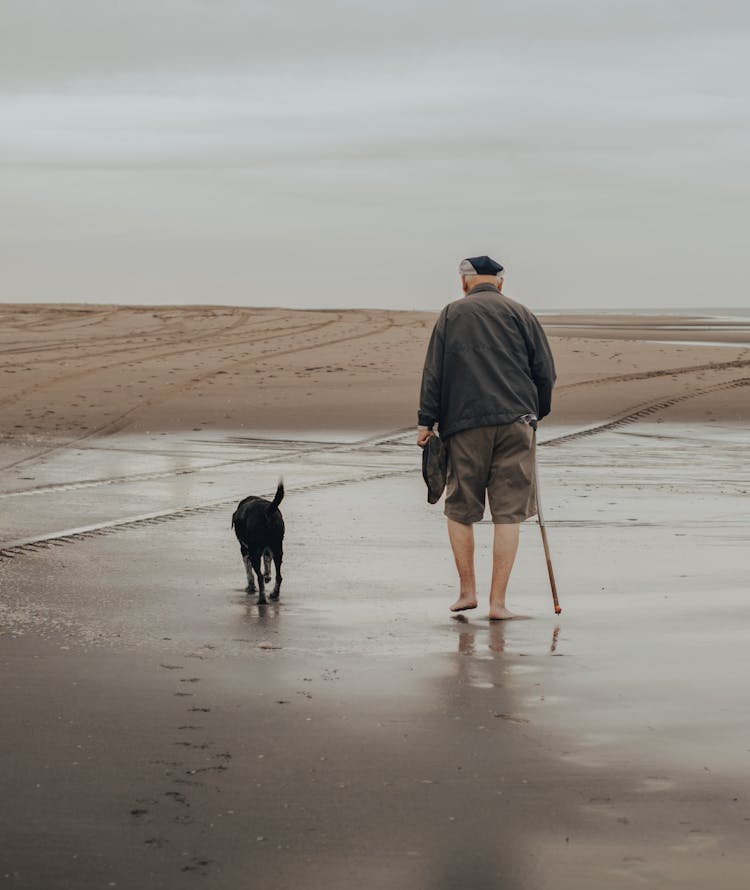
[444,422,537,525]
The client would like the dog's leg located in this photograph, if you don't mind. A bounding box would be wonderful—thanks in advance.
[241,545,256,593]
[270,547,283,599]
[263,548,272,584]
[252,553,266,605]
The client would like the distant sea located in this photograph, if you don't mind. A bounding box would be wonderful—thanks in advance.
[537,307,750,320]
[3,299,748,320]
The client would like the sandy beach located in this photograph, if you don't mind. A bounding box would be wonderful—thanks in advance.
[1,304,750,889]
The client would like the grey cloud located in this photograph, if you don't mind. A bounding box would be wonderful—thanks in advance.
[0,0,748,309]
[2,0,749,86]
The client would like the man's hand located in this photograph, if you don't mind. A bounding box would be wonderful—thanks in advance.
[417,428,434,448]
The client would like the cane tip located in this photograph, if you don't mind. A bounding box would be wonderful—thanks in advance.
[554,606,562,614]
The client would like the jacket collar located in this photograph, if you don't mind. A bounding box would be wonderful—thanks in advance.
[466,283,502,298]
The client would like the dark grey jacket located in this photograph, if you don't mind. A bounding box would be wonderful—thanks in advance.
[418,284,556,438]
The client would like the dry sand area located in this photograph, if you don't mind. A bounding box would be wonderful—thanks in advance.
[1,305,749,451]
[1,303,750,889]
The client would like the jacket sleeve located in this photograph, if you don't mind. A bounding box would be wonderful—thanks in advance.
[525,314,557,420]
[418,309,447,429]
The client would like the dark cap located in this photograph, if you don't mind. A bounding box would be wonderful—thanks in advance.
[422,434,448,505]
[459,255,505,277]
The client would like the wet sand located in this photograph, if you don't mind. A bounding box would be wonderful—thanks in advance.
[1,305,750,888]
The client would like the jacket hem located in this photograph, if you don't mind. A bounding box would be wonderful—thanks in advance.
[439,412,533,440]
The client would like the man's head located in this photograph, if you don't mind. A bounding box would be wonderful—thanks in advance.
[459,255,505,294]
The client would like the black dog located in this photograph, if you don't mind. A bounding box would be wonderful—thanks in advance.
[231,482,284,604]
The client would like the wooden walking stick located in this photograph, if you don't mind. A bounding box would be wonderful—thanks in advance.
[531,420,561,614]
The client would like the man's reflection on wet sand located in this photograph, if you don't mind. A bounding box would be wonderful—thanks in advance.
[550,624,560,653]
[453,616,561,659]
[457,627,475,655]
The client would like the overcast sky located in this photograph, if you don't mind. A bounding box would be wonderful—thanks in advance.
[1,1,748,311]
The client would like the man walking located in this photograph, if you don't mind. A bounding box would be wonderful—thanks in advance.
[417,256,556,619]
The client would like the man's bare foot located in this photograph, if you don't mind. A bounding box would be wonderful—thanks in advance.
[450,594,478,613]
[488,606,522,620]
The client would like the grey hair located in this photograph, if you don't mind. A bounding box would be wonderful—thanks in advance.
[462,272,505,285]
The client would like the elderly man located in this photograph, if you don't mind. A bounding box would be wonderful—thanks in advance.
[417,256,556,619]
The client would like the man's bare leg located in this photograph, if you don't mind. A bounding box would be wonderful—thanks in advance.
[447,518,478,612]
[489,522,521,620]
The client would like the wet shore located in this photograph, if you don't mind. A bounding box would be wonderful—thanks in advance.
[2,421,750,889]
[2,306,749,887]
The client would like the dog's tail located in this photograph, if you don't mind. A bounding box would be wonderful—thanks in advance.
[266,480,284,515]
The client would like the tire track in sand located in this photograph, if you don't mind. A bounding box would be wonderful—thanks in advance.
[0,467,414,559]
[0,313,397,473]
[555,354,750,392]
[3,371,748,560]
[0,313,336,407]
[0,308,317,367]
[543,375,750,446]
[0,314,348,471]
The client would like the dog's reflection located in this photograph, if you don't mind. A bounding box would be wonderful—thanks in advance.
[243,597,281,627]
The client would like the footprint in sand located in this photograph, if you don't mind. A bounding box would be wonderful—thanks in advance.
[186,764,228,776]
[181,858,214,874]
[143,837,168,848]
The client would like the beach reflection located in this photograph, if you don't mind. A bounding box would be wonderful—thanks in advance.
[457,628,475,656]
[488,622,508,654]
[452,619,561,659]
[242,598,281,627]
[550,624,560,653]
